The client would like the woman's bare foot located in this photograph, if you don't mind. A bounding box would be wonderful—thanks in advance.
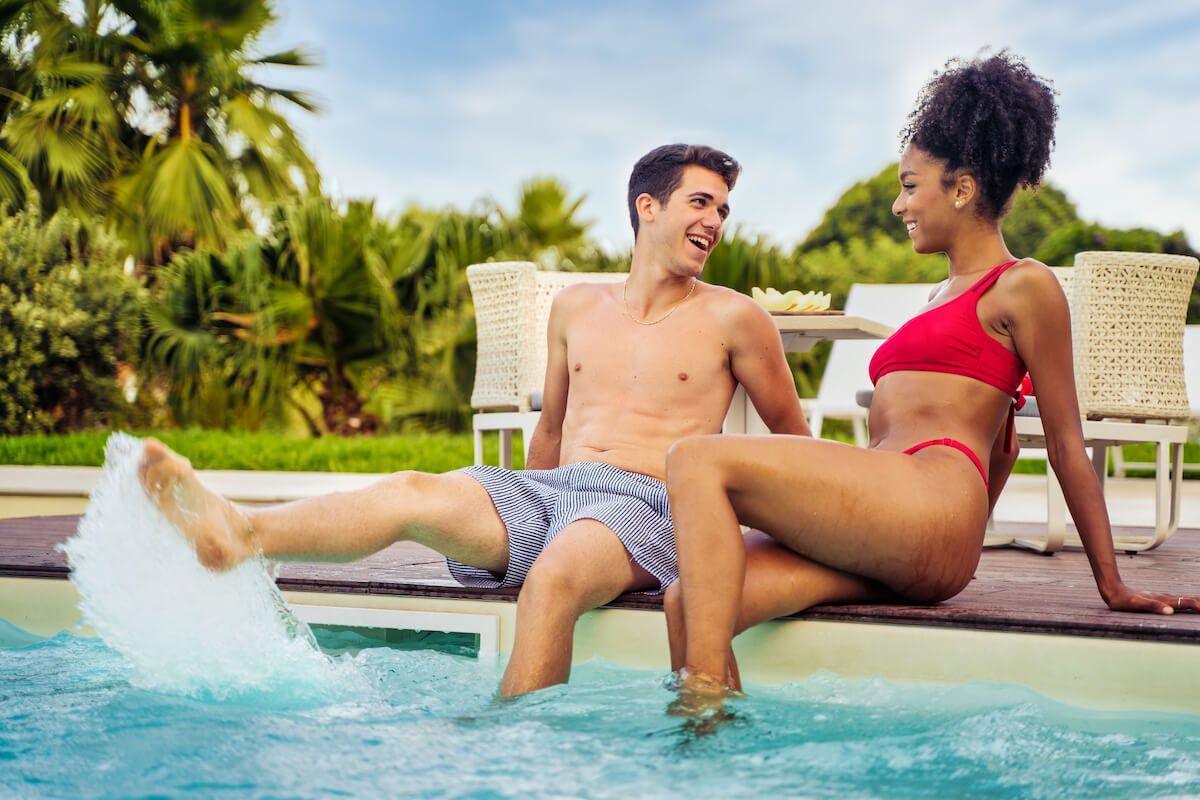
[138,438,258,570]
[666,667,737,718]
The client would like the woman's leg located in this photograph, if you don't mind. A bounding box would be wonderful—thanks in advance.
[733,531,897,628]
[667,434,987,685]
[666,531,894,690]
[664,583,741,689]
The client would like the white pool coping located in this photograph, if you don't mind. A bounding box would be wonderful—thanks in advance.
[0,465,385,503]
[5,464,1200,528]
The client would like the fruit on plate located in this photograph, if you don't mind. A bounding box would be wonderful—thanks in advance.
[750,287,832,312]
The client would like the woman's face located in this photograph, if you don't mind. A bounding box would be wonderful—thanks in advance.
[891,144,961,255]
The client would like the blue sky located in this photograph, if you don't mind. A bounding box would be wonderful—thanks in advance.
[259,1,1200,253]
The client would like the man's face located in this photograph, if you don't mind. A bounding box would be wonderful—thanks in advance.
[642,165,730,275]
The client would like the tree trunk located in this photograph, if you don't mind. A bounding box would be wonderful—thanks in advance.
[318,367,379,436]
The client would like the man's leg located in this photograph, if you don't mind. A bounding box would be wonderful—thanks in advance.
[499,519,657,697]
[138,439,509,574]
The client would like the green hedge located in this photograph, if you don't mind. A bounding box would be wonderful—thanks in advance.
[0,206,147,434]
[0,430,523,473]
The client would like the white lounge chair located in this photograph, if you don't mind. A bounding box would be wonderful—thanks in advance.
[1004,251,1199,553]
[806,283,935,445]
[467,262,625,467]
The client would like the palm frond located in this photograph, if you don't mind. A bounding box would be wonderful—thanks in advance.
[0,147,32,208]
[116,137,238,249]
[249,47,317,68]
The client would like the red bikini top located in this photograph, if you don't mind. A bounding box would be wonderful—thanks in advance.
[869,259,1028,402]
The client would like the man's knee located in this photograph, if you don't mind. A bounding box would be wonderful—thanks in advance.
[520,554,595,618]
[663,581,682,617]
[375,469,457,505]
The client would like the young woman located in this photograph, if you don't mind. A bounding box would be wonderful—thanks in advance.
[663,51,1199,702]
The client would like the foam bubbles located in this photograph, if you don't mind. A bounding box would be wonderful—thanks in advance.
[60,433,359,701]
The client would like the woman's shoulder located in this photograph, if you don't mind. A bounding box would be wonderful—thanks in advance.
[1001,257,1062,290]
[997,258,1070,314]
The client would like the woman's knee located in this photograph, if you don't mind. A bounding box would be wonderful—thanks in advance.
[666,435,727,485]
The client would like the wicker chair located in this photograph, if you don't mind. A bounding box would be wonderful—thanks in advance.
[467,262,625,467]
[1006,251,1199,553]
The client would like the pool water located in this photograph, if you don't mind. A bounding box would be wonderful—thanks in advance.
[3,623,1200,799]
[13,433,1199,798]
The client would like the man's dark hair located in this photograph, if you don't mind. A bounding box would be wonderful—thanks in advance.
[900,50,1058,220]
[627,144,741,237]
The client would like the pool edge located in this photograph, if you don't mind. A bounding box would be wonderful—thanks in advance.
[3,576,1196,715]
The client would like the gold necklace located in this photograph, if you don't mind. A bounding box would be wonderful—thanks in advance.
[622,279,698,326]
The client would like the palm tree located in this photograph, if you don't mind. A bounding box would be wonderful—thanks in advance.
[0,0,318,260]
[500,177,593,270]
[0,0,120,213]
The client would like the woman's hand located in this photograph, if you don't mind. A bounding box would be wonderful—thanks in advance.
[1102,583,1200,614]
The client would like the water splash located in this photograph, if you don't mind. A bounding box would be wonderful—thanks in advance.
[60,433,357,701]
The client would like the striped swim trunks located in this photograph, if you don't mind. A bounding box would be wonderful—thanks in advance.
[447,461,676,595]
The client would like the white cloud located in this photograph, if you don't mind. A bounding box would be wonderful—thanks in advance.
[262,0,1200,251]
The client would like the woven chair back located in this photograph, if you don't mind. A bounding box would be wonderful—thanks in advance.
[467,262,625,411]
[1066,251,1199,420]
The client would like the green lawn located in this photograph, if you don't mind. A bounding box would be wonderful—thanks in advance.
[0,430,524,473]
[2,430,1194,478]
[1013,441,1200,477]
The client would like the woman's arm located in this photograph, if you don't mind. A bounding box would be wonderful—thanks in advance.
[1006,263,1196,614]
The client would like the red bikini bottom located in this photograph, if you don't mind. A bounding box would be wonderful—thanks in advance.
[903,438,988,490]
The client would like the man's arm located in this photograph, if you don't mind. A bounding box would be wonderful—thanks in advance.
[725,295,811,436]
[524,288,574,469]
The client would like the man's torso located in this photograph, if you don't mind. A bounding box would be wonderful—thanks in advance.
[556,283,743,480]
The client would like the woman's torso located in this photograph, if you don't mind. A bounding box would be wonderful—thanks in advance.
[867,260,1029,470]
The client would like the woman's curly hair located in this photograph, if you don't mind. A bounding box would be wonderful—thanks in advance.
[901,51,1058,219]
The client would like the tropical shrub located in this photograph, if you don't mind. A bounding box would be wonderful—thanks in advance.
[0,204,146,433]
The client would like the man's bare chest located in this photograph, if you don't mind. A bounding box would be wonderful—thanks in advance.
[564,319,732,398]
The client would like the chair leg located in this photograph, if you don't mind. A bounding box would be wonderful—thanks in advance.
[1111,445,1126,478]
[1014,462,1066,553]
[473,426,485,466]
[982,511,1015,547]
[1110,439,1181,553]
[1171,440,1184,535]
[852,417,867,448]
[499,430,513,470]
[809,409,823,440]
[1092,444,1108,491]
[520,418,538,468]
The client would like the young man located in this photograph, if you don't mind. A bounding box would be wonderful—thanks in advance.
[139,143,810,696]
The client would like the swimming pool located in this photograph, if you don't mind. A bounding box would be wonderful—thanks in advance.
[3,621,1199,799]
[4,433,1198,797]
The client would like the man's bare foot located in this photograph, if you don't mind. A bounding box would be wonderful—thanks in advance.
[138,438,258,570]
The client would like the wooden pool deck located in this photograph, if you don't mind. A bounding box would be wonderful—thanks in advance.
[3,513,1199,645]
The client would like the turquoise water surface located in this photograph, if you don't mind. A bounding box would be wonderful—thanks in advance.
[17,434,1200,798]
[3,622,1200,800]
